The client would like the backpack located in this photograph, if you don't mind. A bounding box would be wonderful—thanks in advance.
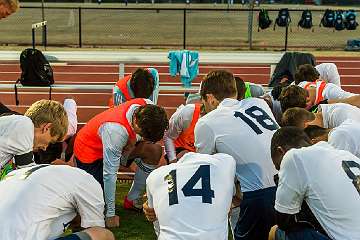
[15,48,54,105]
[334,10,345,31]
[298,10,313,29]
[345,10,358,30]
[258,9,272,31]
[320,9,335,28]
[274,8,291,30]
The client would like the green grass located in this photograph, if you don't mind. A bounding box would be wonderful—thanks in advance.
[112,182,156,240]
[1,3,359,50]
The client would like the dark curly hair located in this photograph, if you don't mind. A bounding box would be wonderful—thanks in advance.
[279,85,308,112]
[130,68,155,99]
[134,104,169,142]
[294,64,320,85]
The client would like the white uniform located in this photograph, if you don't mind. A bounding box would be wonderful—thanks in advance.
[298,81,355,100]
[164,104,197,161]
[320,103,360,128]
[328,119,360,158]
[195,98,278,192]
[0,165,105,240]
[0,115,34,169]
[315,63,341,87]
[146,152,236,240]
[275,142,360,240]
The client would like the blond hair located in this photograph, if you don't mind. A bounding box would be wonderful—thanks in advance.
[25,100,68,142]
[281,107,315,128]
[1,0,20,12]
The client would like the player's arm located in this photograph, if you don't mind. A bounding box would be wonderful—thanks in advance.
[63,98,78,139]
[274,151,306,232]
[327,94,360,108]
[98,123,129,226]
[194,119,216,154]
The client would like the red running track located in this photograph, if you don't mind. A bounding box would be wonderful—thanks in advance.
[0,56,360,127]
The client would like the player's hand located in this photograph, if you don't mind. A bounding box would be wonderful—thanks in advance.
[105,215,120,228]
[143,201,157,222]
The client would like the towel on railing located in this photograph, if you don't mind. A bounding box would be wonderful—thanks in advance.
[168,50,199,87]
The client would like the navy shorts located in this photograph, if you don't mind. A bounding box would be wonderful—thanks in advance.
[275,228,331,240]
[234,187,276,240]
[75,157,104,188]
[55,232,91,240]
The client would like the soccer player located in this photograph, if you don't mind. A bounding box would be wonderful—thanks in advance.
[195,70,279,240]
[110,68,159,107]
[0,100,68,180]
[304,119,360,158]
[144,152,237,239]
[0,164,114,240]
[270,127,360,240]
[282,103,360,129]
[73,98,168,228]
[0,0,19,19]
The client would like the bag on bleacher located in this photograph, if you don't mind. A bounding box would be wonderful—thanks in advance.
[345,10,358,30]
[274,8,291,30]
[15,49,54,105]
[298,10,313,29]
[258,9,272,31]
[18,48,54,86]
[320,9,335,28]
[334,10,345,31]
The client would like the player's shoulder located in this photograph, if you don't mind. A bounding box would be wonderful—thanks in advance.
[147,163,176,185]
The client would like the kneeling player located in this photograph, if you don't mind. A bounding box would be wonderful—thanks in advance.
[0,164,113,240]
[270,127,360,240]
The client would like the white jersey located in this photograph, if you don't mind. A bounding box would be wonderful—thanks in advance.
[146,152,236,240]
[164,104,197,161]
[0,115,34,168]
[320,103,360,128]
[0,165,105,240]
[195,98,278,192]
[275,142,360,240]
[322,82,356,100]
[328,119,360,158]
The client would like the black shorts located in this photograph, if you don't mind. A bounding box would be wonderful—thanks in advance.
[55,232,91,240]
[75,157,104,188]
[275,228,330,240]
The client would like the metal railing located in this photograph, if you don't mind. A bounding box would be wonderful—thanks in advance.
[1,6,359,50]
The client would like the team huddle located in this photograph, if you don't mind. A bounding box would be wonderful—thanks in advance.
[0,62,360,240]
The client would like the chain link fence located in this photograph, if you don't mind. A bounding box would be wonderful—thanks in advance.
[0,6,359,50]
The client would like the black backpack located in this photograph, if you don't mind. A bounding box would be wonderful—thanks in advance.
[345,10,358,30]
[15,48,54,105]
[274,8,291,30]
[298,10,313,29]
[258,9,272,31]
[320,9,335,28]
[334,10,345,31]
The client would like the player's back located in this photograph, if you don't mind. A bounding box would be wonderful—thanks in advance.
[198,98,278,192]
[285,142,360,239]
[0,165,104,240]
[146,152,236,240]
[320,103,360,128]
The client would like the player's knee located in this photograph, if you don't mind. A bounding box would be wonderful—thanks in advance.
[83,227,115,240]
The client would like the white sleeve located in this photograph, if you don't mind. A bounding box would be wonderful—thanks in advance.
[74,173,106,228]
[194,119,216,154]
[275,150,306,215]
[323,83,356,100]
[4,117,34,156]
[328,129,357,156]
[64,99,78,138]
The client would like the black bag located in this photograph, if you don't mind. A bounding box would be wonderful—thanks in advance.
[274,8,291,30]
[345,10,358,30]
[15,48,54,105]
[334,10,345,31]
[298,10,313,29]
[258,9,272,31]
[320,9,335,28]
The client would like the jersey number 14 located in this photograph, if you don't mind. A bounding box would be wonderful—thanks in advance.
[164,165,215,206]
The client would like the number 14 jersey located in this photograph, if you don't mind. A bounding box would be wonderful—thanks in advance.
[146,152,236,240]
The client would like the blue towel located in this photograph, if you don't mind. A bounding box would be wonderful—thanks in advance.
[168,50,199,87]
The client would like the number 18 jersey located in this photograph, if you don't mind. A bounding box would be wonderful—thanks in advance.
[146,152,236,240]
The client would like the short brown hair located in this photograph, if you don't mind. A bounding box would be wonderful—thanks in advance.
[130,68,154,99]
[1,0,19,12]
[282,107,315,128]
[200,70,237,102]
[235,76,246,100]
[279,85,307,112]
[25,100,68,141]
[294,64,320,85]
